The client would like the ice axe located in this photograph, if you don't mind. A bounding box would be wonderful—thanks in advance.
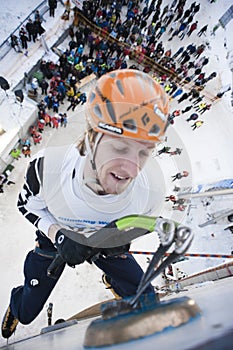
[47,215,187,279]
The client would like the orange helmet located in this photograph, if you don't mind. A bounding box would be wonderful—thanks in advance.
[86,69,169,142]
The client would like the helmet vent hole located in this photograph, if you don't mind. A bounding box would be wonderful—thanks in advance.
[106,99,117,123]
[123,119,137,132]
[149,124,160,136]
[116,80,124,95]
[93,104,103,119]
[109,73,116,78]
[89,92,96,103]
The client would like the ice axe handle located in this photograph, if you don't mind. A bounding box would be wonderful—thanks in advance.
[47,254,65,279]
[47,215,158,279]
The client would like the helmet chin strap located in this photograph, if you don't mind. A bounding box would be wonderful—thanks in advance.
[83,132,106,194]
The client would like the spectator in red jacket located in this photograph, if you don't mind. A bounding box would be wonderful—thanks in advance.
[187,21,198,36]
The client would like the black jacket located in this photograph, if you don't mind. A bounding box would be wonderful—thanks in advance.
[48,0,57,8]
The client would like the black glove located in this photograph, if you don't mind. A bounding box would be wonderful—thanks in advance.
[55,230,94,266]
[100,243,130,257]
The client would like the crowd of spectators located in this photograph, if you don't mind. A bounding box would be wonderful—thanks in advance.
[10,10,46,54]
[19,0,223,156]
[2,0,230,230]
[5,0,228,189]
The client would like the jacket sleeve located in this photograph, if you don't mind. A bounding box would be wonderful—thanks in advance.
[17,155,58,235]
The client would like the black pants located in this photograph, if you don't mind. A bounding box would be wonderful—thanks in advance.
[49,8,55,17]
[10,232,154,324]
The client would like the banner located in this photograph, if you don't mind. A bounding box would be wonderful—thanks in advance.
[193,178,233,193]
